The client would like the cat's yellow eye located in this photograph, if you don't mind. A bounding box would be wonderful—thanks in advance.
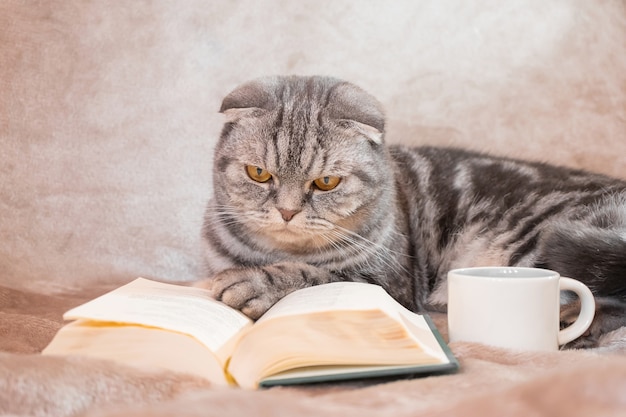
[246,165,272,183]
[313,176,341,191]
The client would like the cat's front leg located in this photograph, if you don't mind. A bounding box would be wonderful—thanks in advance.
[194,262,336,319]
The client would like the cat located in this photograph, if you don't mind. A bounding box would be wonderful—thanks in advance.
[196,75,626,348]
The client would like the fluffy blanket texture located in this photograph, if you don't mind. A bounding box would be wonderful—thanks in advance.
[1,1,625,416]
[2,284,626,417]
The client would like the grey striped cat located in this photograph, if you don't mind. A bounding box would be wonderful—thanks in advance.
[196,75,626,348]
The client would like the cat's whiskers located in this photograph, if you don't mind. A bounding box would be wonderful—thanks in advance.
[333,224,413,260]
[324,227,410,277]
[208,207,409,277]
[208,209,400,272]
[315,233,348,257]
[206,207,272,232]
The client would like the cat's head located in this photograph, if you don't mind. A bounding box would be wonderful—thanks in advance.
[210,75,394,254]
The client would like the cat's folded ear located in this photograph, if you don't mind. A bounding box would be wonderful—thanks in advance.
[219,76,385,144]
[219,78,277,120]
[326,82,385,145]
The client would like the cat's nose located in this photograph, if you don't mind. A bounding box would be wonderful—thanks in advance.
[278,208,300,222]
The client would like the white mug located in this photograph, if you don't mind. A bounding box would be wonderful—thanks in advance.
[447,267,596,351]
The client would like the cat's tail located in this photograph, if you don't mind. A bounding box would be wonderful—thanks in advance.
[538,194,626,300]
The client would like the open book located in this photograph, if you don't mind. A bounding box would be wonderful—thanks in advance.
[42,278,459,389]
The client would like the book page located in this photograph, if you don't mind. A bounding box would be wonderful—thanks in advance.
[43,320,231,386]
[63,278,253,362]
[228,280,453,388]
[398,313,448,362]
[257,281,406,324]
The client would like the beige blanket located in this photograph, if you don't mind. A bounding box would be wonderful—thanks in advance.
[2,1,626,416]
[1,283,625,417]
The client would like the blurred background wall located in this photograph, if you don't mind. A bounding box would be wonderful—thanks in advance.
[1,0,624,291]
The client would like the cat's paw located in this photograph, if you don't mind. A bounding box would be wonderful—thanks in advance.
[195,268,284,320]
[560,297,626,349]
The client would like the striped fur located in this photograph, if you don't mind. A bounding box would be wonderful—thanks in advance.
[197,76,626,346]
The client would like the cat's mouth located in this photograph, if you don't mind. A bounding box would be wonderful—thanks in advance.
[258,221,333,251]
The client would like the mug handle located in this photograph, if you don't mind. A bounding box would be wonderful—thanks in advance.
[558,277,596,346]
